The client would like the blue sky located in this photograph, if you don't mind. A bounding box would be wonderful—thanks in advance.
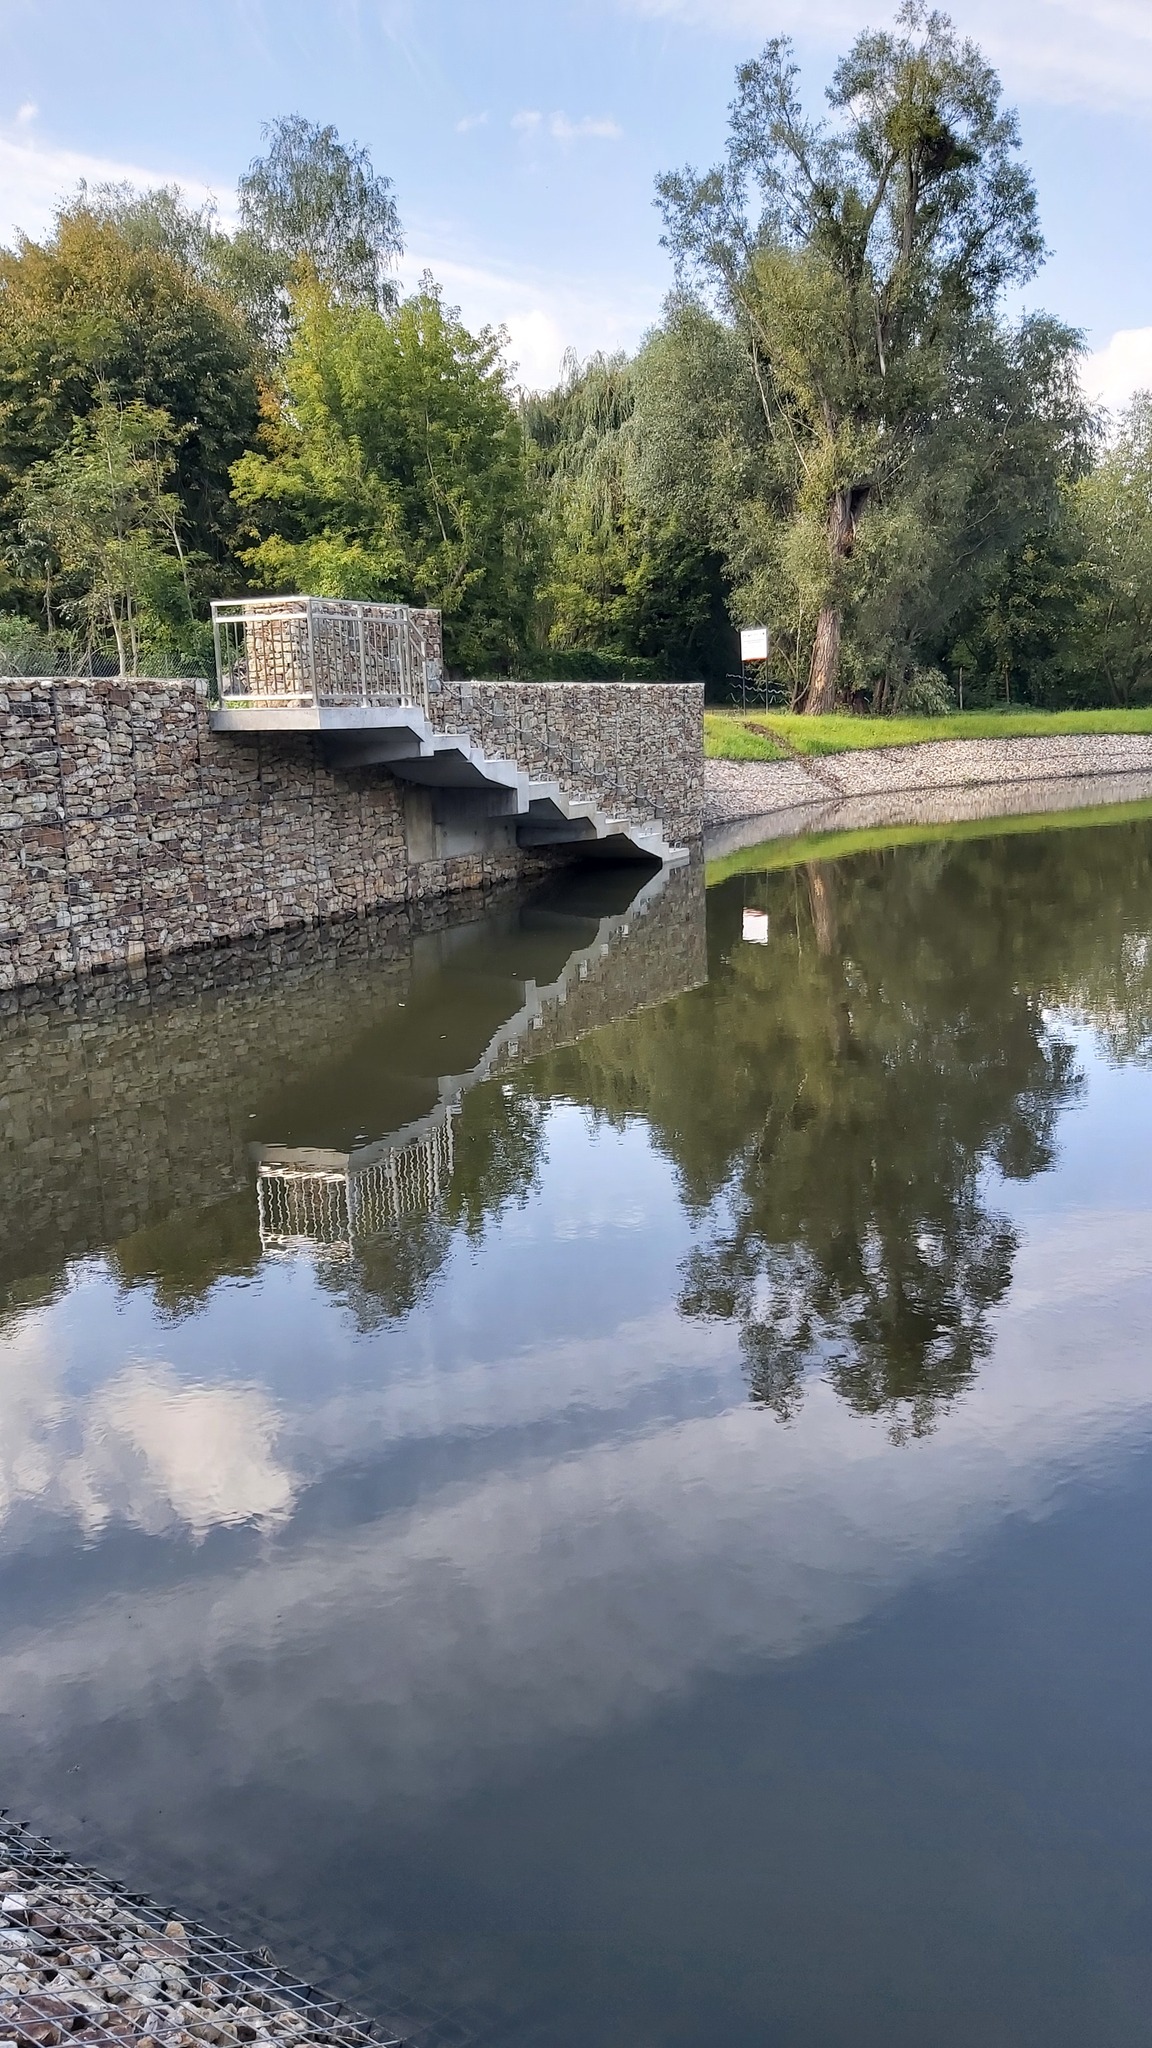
[0,0,1150,405]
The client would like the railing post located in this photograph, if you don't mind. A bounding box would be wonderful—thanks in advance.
[396,606,411,710]
[305,596,317,708]
[211,604,224,704]
[357,603,368,705]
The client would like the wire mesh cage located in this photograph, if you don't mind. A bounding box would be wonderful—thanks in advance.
[210,601,443,715]
[0,1819,404,2048]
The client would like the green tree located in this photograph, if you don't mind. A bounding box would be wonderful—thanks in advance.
[657,2,1046,711]
[80,180,286,362]
[1071,394,1152,707]
[522,349,732,683]
[230,282,538,672]
[84,116,404,354]
[238,115,403,315]
[0,202,260,593]
[14,392,193,675]
[943,505,1092,708]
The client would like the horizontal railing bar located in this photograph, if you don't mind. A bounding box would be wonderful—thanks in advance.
[210,601,415,618]
[211,608,313,624]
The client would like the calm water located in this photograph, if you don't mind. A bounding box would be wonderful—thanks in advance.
[3,817,1152,2046]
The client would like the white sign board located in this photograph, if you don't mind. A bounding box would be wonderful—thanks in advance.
[740,626,769,662]
[742,908,770,946]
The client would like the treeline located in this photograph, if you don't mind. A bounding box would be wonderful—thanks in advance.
[2,9,1151,710]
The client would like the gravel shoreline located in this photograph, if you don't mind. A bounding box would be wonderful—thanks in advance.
[0,1827,399,2048]
[704,734,1152,834]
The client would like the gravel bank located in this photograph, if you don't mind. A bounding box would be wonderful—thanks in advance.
[0,1827,399,2048]
[704,734,1152,833]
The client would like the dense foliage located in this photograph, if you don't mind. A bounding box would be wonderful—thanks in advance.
[232,282,538,673]
[0,29,1149,700]
[0,203,260,649]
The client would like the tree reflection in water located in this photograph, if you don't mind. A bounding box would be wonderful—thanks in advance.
[11,817,1152,1445]
[530,826,1152,1441]
[680,852,1079,1440]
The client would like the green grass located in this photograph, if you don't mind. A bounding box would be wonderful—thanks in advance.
[704,705,1152,761]
[705,795,1152,886]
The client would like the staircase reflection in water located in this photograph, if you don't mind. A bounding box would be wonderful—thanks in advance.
[248,862,704,1263]
[0,858,706,1313]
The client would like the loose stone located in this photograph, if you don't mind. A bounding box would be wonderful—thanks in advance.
[0,1829,398,2048]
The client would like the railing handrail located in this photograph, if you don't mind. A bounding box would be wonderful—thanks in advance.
[211,595,438,717]
[211,597,419,621]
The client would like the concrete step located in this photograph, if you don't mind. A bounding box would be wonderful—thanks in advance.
[210,699,685,864]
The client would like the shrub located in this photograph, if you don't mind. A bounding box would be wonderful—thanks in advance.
[896,667,955,717]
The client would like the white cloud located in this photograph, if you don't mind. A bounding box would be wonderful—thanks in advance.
[549,112,623,141]
[454,110,489,133]
[4,1205,1152,1816]
[1082,328,1152,419]
[0,1325,296,1542]
[401,242,657,389]
[0,105,222,246]
[511,109,623,143]
[624,0,1152,111]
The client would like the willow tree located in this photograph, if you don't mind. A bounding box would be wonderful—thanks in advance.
[522,348,731,680]
[1073,395,1152,707]
[657,2,1044,711]
[238,115,403,314]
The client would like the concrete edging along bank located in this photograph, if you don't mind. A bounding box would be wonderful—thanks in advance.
[704,733,1152,855]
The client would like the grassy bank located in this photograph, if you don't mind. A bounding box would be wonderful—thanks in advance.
[705,706,1152,761]
[705,796,1152,885]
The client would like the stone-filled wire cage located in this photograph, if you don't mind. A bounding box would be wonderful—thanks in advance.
[211,597,444,714]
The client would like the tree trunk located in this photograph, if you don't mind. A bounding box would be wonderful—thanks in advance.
[806,605,842,715]
[803,490,856,715]
[804,861,838,957]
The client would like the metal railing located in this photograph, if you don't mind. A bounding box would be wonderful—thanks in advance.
[256,1115,456,1255]
[211,596,442,716]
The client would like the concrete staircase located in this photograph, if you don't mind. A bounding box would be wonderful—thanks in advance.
[209,700,687,866]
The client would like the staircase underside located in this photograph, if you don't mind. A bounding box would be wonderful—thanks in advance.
[209,703,686,865]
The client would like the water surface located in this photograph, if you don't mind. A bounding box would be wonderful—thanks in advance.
[3,820,1152,2046]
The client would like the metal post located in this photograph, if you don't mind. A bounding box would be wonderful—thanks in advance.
[211,605,224,703]
[396,607,411,711]
[357,604,368,705]
[305,597,317,708]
